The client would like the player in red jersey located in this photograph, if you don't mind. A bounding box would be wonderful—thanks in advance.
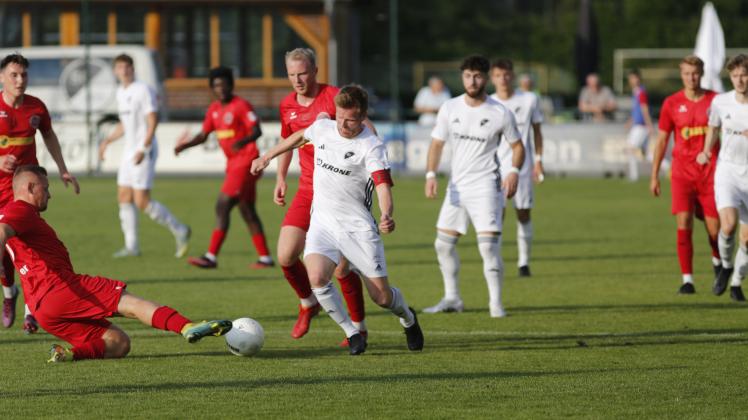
[0,165,232,362]
[275,48,367,344]
[0,54,80,332]
[174,67,273,270]
[650,55,721,294]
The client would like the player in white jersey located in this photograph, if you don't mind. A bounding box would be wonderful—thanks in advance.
[99,54,190,258]
[698,54,748,301]
[490,58,544,277]
[423,55,525,318]
[251,85,423,355]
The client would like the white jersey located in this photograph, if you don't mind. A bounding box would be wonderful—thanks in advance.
[116,80,159,157]
[432,94,521,191]
[709,90,748,166]
[492,91,543,177]
[304,119,390,232]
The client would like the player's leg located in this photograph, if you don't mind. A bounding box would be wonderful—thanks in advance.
[188,192,237,268]
[133,187,191,259]
[469,190,507,317]
[114,186,140,257]
[2,254,17,328]
[234,169,273,268]
[306,253,361,345]
[47,323,129,362]
[516,208,533,277]
[715,208,739,292]
[699,176,723,276]
[334,257,367,346]
[277,224,320,339]
[675,210,695,293]
[712,166,738,295]
[729,218,748,302]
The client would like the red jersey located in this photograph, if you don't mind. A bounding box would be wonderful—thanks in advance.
[1,200,75,310]
[0,94,51,203]
[202,95,260,167]
[279,84,339,189]
[659,90,719,181]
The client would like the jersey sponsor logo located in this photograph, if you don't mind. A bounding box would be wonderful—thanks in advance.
[724,127,745,136]
[680,126,708,140]
[216,129,236,140]
[223,112,234,124]
[344,151,355,159]
[679,105,688,113]
[452,133,487,143]
[480,118,490,127]
[316,158,352,175]
[29,115,40,129]
[0,136,34,148]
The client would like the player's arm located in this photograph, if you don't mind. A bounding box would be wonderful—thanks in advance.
[174,131,209,155]
[531,122,544,183]
[98,122,124,161]
[40,128,80,194]
[251,129,308,175]
[424,139,444,199]
[133,112,158,165]
[0,223,17,279]
[503,139,525,199]
[376,182,395,234]
[231,124,262,153]
[649,129,670,197]
[697,126,719,165]
[274,150,293,206]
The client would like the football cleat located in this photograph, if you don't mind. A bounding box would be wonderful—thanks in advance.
[678,282,696,294]
[404,307,424,351]
[291,303,321,339]
[348,332,367,355]
[174,226,191,258]
[490,305,507,318]
[249,260,275,269]
[112,247,141,258]
[422,298,464,314]
[713,267,733,296]
[340,330,368,348]
[2,289,17,328]
[713,263,723,277]
[730,286,746,302]
[47,344,72,363]
[182,320,233,343]
[23,314,39,334]
[518,265,532,277]
[187,255,217,269]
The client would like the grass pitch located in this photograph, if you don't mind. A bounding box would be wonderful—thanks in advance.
[0,176,746,419]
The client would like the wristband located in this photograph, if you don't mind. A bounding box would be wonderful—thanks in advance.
[533,154,542,163]
[425,171,437,179]
[138,144,152,154]
[506,167,520,175]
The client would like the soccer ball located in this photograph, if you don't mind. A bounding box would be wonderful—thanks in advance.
[225,317,264,357]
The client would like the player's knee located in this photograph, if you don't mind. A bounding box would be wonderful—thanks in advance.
[434,233,458,255]
[332,264,350,278]
[307,273,329,289]
[477,236,502,268]
[104,330,131,358]
[277,250,299,267]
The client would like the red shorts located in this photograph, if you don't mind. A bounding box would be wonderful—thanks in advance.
[671,176,718,218]
[281,188,313,231]
[221,165,261,202]
[34,274,127,347]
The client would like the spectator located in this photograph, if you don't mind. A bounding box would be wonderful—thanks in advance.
[518,73,534,93]
[625,69,654,181]
[414,76,451,126]
[578,73,616,121]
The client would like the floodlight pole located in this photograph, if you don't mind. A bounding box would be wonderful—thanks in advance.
[82,0,92,175]
[389,0,399,123]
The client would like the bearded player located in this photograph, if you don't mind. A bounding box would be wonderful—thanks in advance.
[275,48,367,344]
[650,55,721,294]
[0,53,80,333]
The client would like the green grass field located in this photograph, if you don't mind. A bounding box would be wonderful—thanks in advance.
[1,176,746,419]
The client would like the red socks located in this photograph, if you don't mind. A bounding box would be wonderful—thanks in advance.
[281,260,313,299]
[151,306,191,334]
[252,233,271,257]
[208,229,227,256]
[72,338,106,360]
[1,254,14,287]
[337,271,366,323]
[677,229,693,274]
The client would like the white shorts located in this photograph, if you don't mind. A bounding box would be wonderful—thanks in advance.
[117,150,157,190]
[503,172,534,210]
[627,125,649,150]
[436,187,504,234]
[304,225,388,278]
[714,161,748,224]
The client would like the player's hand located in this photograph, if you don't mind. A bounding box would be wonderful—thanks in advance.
[133,151,145,165]
[533,162,545,184]
[503,172,519,199]
[251,156,269,175]
[380,214,395,234]
[98,139,109,161]
[650,177,660,197]
[0,154,18,173]
[696,151,710,165]
[174,129,190,156]
[61,172,80,194]
[273,179,287,206]
[425,178,438,199]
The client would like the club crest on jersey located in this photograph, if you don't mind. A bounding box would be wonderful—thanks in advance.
[29,115,41,129]
[514,107,522,114]
[678,105,688,113]
[480,118,489,127]
[223,112,234,124]
[344,151,355,159]
[452,118,460,124]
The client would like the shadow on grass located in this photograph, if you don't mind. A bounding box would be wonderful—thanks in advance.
[509,302,748,313]
[124,275,281,285]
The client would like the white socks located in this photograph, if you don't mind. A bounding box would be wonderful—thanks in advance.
[145,200,188,236]
[24,304,31,317]
[434,233,460,301]
[119,202,139,252]
[719,231,735,269]
[389,287,415,328]
[517,221,533,267]
[477,235,503,310]
[731,246,748,287]
[300,295,318,308]
[2,284,17,299]
[312,282,358,338]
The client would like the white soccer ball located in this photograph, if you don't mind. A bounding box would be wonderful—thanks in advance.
[225,317,264,357]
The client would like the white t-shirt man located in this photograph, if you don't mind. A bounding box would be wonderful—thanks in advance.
[302,118,392,277]
[709,90,748,223]
[492,90,543,209]
[414,86,451,126]
[116,80,159,189]
[431,94,521,234]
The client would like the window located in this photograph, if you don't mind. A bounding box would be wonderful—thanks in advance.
[80,5,110,45]
[31,7,60,46]
[272,13,311,78]
[162,8,210,78]
[219,8,262,78]
[115,6,146,44]
[0,6,22,48]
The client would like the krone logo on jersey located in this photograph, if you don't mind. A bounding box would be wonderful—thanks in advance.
[680,126,707,140]
[316,158,352,176]
[452,132,488,143]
